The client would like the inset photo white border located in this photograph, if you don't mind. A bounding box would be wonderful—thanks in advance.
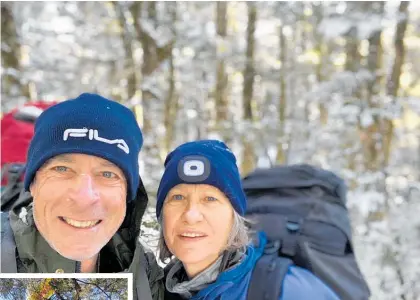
[0,273,133,300]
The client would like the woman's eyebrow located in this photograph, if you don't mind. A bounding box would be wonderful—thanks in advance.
[169,190,182,194]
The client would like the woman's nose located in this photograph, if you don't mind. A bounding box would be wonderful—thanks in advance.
[183,201,204,224]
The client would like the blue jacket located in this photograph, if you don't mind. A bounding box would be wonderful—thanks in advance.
[189,233,339,300]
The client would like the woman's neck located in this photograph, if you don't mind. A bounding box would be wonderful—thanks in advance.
[183,253,221,279]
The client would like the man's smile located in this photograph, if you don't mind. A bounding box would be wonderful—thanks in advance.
[59,216,102,229]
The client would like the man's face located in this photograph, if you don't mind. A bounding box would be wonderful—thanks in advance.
[30,153,127,261]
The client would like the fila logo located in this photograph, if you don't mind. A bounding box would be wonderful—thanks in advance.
[63,128,129,154]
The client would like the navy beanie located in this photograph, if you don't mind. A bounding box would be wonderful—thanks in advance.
[156,140,246,219]
[24,93,143,201]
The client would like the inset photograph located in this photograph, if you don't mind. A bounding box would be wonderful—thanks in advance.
[0,277,129,300]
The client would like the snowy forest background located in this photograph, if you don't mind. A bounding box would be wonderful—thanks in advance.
[1,1,420,299]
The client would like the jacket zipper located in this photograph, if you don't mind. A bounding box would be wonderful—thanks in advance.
[75,261,81,273]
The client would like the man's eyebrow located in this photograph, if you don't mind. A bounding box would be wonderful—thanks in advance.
[99,161,119,168]
[44,154,75,165]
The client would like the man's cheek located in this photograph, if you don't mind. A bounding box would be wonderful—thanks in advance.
[31,174,52,196]
[32,201,47,234]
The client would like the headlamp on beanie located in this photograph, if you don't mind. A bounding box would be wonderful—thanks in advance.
[178,156,211,182]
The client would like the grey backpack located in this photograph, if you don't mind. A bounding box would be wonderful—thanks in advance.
[244,164,370,300]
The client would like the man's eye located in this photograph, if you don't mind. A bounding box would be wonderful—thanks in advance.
[54,166,68,172]
[102,171,117,179]
[205,196,217,202]
[172,194,184,200]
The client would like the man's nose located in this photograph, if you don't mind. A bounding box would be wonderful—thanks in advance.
[68,174,100,204]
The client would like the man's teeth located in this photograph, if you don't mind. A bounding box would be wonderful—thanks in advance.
[62,217,99,228]
[181,233,205,238]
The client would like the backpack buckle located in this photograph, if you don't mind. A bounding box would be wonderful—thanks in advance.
[280,218,302,257]
[286,220,301,232]
[8,164,24,173]
[6,163,25,178]
[264,240,281,255]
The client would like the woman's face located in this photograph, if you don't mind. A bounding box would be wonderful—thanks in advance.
[162,184,234,277]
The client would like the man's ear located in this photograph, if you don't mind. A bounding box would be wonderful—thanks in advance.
[29,179,35,195]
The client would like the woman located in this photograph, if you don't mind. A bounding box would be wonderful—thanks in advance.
[155,140,339,300]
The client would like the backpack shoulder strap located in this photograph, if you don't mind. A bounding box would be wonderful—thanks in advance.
[0,212,18,273]
[247,253,293,300]
[137,246,154,300]
[1,164,26,212]
[129,239,156,300]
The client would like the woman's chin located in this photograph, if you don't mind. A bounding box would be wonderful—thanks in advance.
[177,253,207,265]
[177,251,219,269]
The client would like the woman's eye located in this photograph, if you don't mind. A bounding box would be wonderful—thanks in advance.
[54,166,68,172]
[172,194,184,200]
[206,196,217,202]
[102,171,116,179]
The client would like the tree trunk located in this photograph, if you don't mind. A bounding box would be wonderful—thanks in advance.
[312,3,329,125]
[242,2,256,122]
[129,1,174,180]
[361,1,385,171]
[48,280,65,300]
[163,3,178,158]
[214,2,230,142]
[130,0,173,124]
[382,1,409,167]
[148,1,157,24]
[111,2,136,101]
[386,1,409,97]
[366,2,385,100]
[1,3,30,110]
[72,279,81,300]
[276,25,287,164]
[318,43,332,127]
[344,27,360,73]
[299,4,312,136]
[342,4,365,172]
[241,2,257,176]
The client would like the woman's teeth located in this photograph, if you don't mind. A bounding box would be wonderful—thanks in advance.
[181,232,205,238]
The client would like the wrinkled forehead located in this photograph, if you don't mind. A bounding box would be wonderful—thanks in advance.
[168,183,226,197]
[41,153,120,170]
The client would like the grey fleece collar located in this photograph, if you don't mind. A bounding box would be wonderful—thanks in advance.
[166,255,223,298]
[165,248,246,299]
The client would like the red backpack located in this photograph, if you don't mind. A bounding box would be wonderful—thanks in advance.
[1,101,56,186]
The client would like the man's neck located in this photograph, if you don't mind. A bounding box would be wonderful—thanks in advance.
[80,254,99,273]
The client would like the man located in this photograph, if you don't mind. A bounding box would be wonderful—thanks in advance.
[0,93,163,300]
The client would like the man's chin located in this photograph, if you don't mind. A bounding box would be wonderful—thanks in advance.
[51,242,103,262]
[58,249,100,262]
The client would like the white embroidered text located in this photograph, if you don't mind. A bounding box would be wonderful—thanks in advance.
[63,128,129,154]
